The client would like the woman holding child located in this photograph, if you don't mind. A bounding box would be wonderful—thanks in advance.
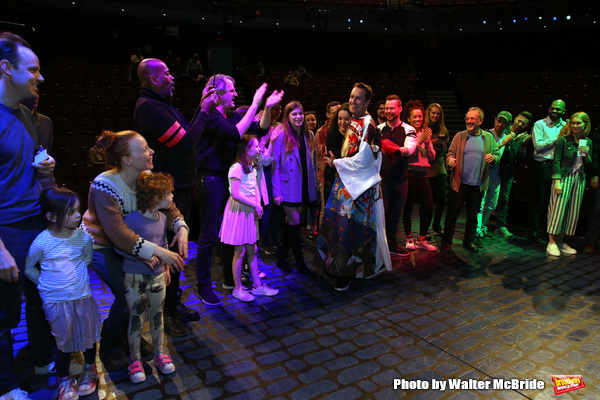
[82,130,189,371]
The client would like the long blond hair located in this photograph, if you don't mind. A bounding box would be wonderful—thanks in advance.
[424,103,449,136]
[563,111,591,138]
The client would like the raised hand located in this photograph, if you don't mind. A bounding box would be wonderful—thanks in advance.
[265,90,284,109]
[252,83,269,107]
[200,88,218,114]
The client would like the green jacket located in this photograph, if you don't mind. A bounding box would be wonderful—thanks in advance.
[446,128,500,192]
[552,135,593,180]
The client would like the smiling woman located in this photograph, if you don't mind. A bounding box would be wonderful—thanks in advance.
[81,130,189,371]
[545,111,593,256]
[272,100,318,275]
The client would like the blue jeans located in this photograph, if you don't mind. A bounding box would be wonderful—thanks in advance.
[195,175,229,288]
[0,215,47,394]
[91,248,128,344]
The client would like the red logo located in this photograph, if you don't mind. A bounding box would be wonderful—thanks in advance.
[552,375,585,395]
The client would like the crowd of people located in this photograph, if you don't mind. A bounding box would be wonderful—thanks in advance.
[1,31,599,400]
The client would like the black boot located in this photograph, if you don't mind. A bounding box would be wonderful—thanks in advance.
[164,310,191,337]
[290,224,311,276]
[276,224,293,273]
[176,289,200,322]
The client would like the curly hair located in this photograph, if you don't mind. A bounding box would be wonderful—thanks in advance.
[135,171,174,213]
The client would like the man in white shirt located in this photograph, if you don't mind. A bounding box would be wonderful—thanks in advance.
[378,95,417,256]
[528,99,566,243]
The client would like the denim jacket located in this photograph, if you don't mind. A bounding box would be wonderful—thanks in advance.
[552,135,593,179]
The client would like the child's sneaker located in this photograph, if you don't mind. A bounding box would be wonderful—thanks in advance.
[128,360,146,383]
[232,287,255,302]
[77,363,98,396]
[57,377,78,400]
[251,284,279,296]
[406,236,415,250]
[416,240,437,252]
[154,353,175,375]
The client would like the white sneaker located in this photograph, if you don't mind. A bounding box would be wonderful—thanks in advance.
[0,388,31,400]
[559,243,577,255]
[406,237,415,250]
[497,227,513,237]
[252,284,279,296]
[34,361,56,376]
[546,243,561,256]
[232,287,255,302]
[417,240,437,252]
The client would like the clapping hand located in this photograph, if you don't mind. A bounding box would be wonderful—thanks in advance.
[252,83,269,107]
[265,90,284,109]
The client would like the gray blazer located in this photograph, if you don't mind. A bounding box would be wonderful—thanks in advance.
[272,130,318,204]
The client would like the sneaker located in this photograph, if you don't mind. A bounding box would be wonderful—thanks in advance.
[263,246,276,255]
[390,245,410,257]
[546,243,561,257]
[243,267,267,279]
[406,237,415,250]
[197,287,221,306]
[232,287,255,302]
[559,243,577,255]
[154,353,175,375]
[497,227,513,237]
[334,277,351,291]
[128,360,146,383]
[222,283,235,290]
[416,240,437,252]
[0,388,31,400]
[77,364,98,396]
[251,284,279,296]
[57,378,78,400]
[34,361,56,376]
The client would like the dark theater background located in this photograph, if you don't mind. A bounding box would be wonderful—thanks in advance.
[2,1,600,399]
[2,0,599,223]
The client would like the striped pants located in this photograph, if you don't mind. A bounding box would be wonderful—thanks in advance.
[547,171,585,236]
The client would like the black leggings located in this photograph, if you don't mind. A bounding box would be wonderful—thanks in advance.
[56,344,97,378]
[403,171,434,237]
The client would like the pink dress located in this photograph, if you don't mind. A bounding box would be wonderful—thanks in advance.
[219,163,260,245]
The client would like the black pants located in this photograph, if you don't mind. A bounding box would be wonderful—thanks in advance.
[165,187,193,313]
[443,183,483,246]
[528,160,553,234]
[429,174,447,228]
[382,179,408,249]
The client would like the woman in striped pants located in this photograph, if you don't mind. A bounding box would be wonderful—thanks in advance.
[546,112,593,256]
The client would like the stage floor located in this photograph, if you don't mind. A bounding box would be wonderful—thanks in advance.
[13,215,600,399]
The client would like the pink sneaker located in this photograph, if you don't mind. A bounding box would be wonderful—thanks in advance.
[57,377,78,400]
[77,363,98,396]
[154,353,175,374]
[128,360,146,383]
